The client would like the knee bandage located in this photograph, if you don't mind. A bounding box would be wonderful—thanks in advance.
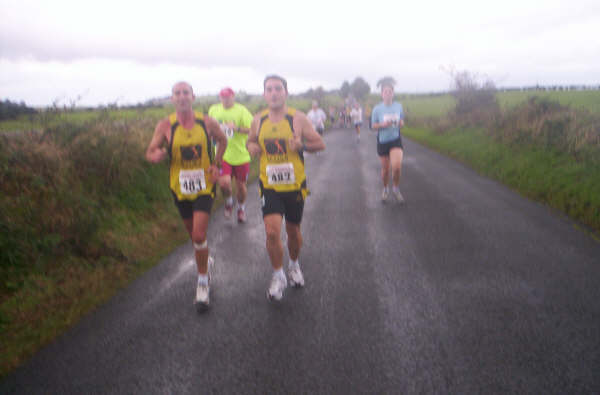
[193,240,208,251]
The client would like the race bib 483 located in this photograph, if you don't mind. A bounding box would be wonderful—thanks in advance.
[179,169,206,194]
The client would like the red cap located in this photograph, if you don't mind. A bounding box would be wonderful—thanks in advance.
[219,87,235,98]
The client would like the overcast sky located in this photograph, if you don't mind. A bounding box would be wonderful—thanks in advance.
[1,0,599,107]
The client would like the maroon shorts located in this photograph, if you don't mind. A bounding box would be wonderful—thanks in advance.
[220,161,250,182]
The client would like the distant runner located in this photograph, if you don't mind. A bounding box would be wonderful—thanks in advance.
[307,100,327,136]
[145,81,227,311]
[371,81,405,203]
[350,102,363,141]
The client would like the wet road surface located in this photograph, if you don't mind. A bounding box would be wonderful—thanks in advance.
[2,127,600,394]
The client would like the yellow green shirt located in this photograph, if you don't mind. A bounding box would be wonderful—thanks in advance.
[208,102,253,165]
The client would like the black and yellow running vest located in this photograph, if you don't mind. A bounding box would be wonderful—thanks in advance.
[168,112,216,200]
[258,107,308,196]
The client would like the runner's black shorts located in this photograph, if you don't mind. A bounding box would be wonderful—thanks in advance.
[259,183,305,224]
[172,192,214,219]
[377,135,404,157]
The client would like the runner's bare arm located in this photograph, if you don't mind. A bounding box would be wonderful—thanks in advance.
[145,118,170,163]
[293,112,325,153]
[237,125,250,134]
[226,121,250,135]
[246,114,262,157]
[205,116,227,167]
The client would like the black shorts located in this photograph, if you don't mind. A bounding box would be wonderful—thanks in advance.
[377,136,404,157]
[259,185,305,224]
[172,193,214,219]
[317,126,324,135]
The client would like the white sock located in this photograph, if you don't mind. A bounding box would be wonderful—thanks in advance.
[289,259,299,270]
[393,186,400,193]
[197,274,208,286]
[274,268,285,279]
[238,203,245,211]
[226,196,233,206]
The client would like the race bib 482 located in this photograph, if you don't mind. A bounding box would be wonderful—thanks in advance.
[266,163,295,185]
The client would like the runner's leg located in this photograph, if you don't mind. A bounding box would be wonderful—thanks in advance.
[379,155,391,189]
[390,147,403,188]
[192,210,211,274]
[264,213,284,270]
[285,221,302,261]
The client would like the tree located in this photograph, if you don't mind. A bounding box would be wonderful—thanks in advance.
[350,77,370,101]
[306,86,325,101]
[0,99,37,121]
[440,66,499,126]
[445,68,497,116]
[340,81,351,98]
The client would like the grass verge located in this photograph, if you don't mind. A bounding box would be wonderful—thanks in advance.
[0,200,187,378]
[403,127,600,238]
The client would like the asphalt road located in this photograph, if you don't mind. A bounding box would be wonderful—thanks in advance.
[2,127,600,394]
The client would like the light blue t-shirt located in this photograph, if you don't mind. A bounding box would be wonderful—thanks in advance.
[371,102,404,143]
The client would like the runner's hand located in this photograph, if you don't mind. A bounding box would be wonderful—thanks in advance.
[207,164,220,183]
[288,136,302,152]
[148,147,167,163]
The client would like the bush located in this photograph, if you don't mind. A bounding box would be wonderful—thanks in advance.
[492,96,600,163]
[0,112,167,297]
[449,70,500,127]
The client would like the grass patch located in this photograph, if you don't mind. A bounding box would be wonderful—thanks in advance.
[0,200,188,377]
[403,127,600,236]
[401,93,456,118]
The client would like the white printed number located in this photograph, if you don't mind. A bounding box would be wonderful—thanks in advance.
[220,123,235,139]
[266,163,295,185]
[179,169,206,194]
[383,113,400,126]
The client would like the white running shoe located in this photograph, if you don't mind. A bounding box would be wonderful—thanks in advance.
[195,256,214,312]
[393,188,405,204]
[381,188,389,202]
[237,207,247,223]
[195,283,209,311]
[224,201,233,219]
[267,271,287,301]
[288,264,305,287]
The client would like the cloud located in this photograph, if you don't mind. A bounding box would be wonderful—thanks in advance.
[1,0,599,106]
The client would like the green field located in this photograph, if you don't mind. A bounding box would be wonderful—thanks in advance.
[0,107,170,133]
[395,89,600,119]
[400,94,455,118]
[496,89,600,114]
[0,98,318,133]
[2,89,598,133]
